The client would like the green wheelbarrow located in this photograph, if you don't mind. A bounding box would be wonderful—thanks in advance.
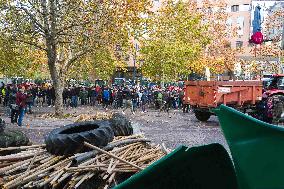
[214,105,284,189]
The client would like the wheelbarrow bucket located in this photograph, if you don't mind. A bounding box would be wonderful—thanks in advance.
[214,105,284,189]
[114,143,238,189]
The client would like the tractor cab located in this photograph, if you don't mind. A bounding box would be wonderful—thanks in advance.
[264,74,284,92]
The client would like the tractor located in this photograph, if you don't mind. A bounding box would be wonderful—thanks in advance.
[260,74,284,123]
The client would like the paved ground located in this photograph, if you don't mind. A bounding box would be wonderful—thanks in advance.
[0,105,228,150]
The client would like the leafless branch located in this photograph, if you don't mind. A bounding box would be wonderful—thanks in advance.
[13,38,47,51]
[65,49,90,70]
[18,3,46,35]
[56,20,92,36]
[40,0,50,35]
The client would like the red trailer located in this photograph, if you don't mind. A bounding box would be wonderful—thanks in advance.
[184,80,263,121]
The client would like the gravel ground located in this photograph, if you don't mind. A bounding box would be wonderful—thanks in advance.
[0,105,228,150]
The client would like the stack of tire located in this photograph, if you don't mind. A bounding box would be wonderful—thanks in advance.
[45,113,133,155]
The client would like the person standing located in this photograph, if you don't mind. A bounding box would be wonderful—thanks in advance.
[16,87,27,126]
[102,87,110,110]
[122,86,132,114]
[79,87,88,105]
[46,86,52,107]
[2,86,7,106]
[131,89,139,114]
[9,86,18,123]
[37,87,45,107]
[90,87,97,106]
[117,88,124,108]
[26,86,33,114]
[157,90,163,111]
[165,90,173,117]
[141,90,148,113]
[109,88,114,106]
[137,90,142,108]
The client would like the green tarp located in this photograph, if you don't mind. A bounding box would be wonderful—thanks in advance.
[115,143,238,189]
[214,105,284,189]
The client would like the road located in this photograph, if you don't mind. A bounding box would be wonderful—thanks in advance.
[0,106,228,150]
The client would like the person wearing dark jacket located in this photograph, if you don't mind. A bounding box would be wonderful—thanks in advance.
[70,87,78,107]
[79,87,88,105]
[37,88,45,107]
[26,86,33,114]
[46,86,53,107]
[141,90,148,113]
[117,89,124,108]
[90,87,97,106]
[122,87,132,113]
[9,87,18,123]
[131,89,139,114]
[16,87,27,126]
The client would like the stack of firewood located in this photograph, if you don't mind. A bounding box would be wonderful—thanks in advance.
[0,135,169,189]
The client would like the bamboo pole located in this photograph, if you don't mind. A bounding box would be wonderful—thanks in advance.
[0,144,46,152]
[84,142,143,171]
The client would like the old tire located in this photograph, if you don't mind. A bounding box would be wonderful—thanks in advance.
[109,113,133,136]
[45,121,114,156]
[194,111,211,122]
[0,130,30,148]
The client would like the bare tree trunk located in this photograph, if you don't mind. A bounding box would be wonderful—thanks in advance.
[52,72,64,116]
[41,0,64,116]
[47,52,64,116]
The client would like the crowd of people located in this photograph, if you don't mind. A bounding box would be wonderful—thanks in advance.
[0,82,190,126]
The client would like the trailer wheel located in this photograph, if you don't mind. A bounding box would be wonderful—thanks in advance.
[194,111,211,122]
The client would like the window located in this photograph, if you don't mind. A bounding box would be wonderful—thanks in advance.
[237,16,244,36]
[207,7,213,13]
[231,5,239,12]
[135,43,140,51]
[236,41,243,49]
[277,77,284,90]
[226,18,233,36]
[226,18,232,28]
[224,41,231,48]
[240,4,250,11]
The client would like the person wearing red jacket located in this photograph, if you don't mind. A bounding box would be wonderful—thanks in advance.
[16,87,27,126]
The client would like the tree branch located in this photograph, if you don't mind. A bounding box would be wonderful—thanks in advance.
[13,38,47,51]
[27,0,44,16]
[65,49,90,70]
[40,0,50,36]
[56,20,92,36]
[18,3,46,35]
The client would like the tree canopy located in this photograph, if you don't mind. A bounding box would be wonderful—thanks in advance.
[0,0,151,115]
[140,0,210,82]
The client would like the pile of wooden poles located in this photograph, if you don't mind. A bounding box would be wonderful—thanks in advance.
[0,135,169,189]
[75,112,112,122]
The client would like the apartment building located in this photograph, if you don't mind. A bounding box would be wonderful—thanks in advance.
[227,0,252,57]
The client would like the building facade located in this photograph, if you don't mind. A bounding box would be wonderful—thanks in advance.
[227,0,252,56]
[121,0,284,80]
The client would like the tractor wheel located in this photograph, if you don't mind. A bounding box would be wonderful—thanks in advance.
[270,95,284,124]
[194,110,211,122]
